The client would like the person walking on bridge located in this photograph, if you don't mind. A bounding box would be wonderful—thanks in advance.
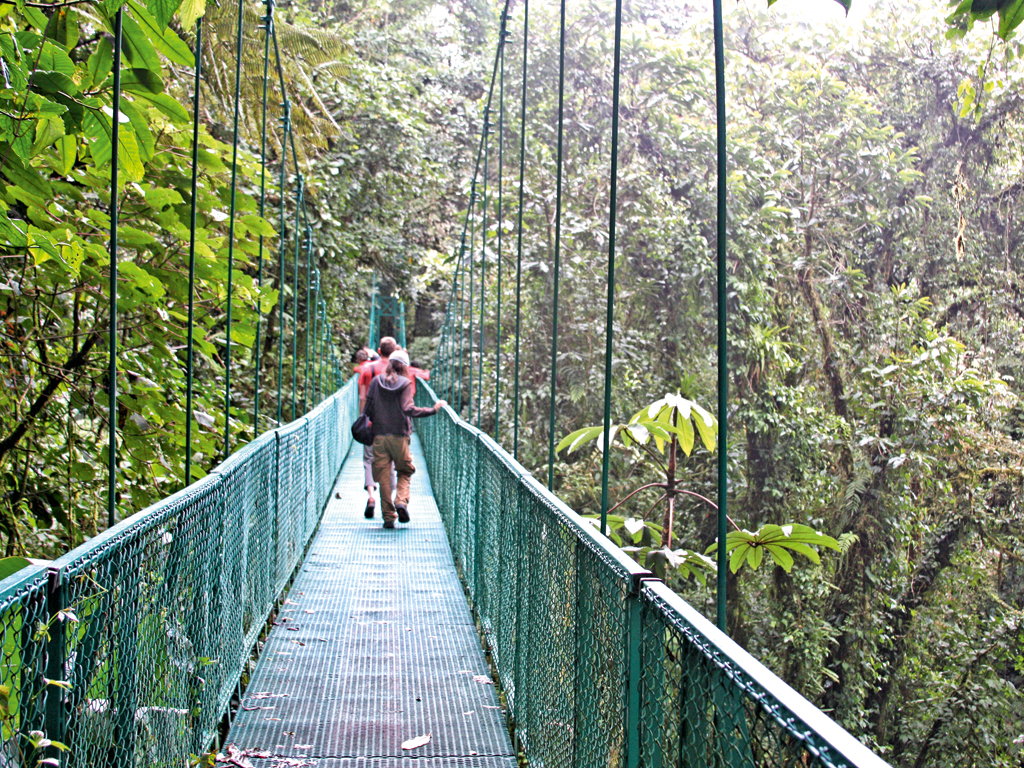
[358,337,398,518]
[362,349,446,528]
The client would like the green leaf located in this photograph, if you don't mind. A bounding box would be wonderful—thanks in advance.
[120,13,162,72]
[121,67,165,94]
[87,37,113,89]
[119,261,165,297]
[998,0,1024,39]
[0,144,54,204]
[0,557,32,581]
[676,407,694,455]
[133,91,189,123]
[242,214,277,237]
[145,186,184,210]
[178,0,206,29]
[556,425,602,454]
[140,0,180,31]
[691,402,717,452]
[35,39,76,76]
[0,684,9,716]
[44,7,80,49]
[30,70,79,96]
[766,545,794,571]
[57,133,78,174]
[127,0,194,65]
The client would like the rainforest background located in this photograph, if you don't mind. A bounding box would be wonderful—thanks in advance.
[0,0,1021,764]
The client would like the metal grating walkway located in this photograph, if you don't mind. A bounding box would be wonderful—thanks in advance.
[225,435,517,767]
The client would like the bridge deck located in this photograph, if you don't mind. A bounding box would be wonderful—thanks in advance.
[224,435,517,767]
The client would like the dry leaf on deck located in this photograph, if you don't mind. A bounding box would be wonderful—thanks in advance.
[401,733,432,750]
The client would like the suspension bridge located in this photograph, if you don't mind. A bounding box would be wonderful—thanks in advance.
[0,0,903,764]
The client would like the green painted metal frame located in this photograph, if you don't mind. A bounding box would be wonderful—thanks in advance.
[367,293,407,349]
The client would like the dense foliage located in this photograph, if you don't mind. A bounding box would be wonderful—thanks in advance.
[422,1,1024,764]
[0,0,481,553]
[2,0,1022,763]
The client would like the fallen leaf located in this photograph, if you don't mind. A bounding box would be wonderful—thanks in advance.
[483,705,501,710]
[303,610,315,614]
[472,675,493,685]
[401,733,431,750]
[294,744,313,749]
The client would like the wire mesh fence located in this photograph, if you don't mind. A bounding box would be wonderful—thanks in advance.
[415,381,891,768]
[0,377,357,768]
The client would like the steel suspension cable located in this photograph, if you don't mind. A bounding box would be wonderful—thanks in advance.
[600,0,624,534]
[275,101,289,426]
[547,0,567,491]
[303,225,313,412]
[512,0,528,462]
[494,12,507,442]
[713,0,730,633]
[290,176,303,420]
[185,17,202,487]
[310,268,319,403]
[477,111,488,430]
[224,0,246,460]
[468,185,475,421]
[457,236,467,414]
[107,6,123,527]
[253,0,274,435]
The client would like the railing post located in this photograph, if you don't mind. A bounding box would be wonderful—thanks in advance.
[626,573,655,768]
[44,568,66,762]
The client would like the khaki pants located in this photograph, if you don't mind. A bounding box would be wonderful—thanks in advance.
[372,435,415,523]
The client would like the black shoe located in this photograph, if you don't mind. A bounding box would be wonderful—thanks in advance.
[396,504,410,524]
[364,500,375,519]
[383,520,395,529]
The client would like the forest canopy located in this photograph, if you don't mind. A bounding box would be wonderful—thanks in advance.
[0,0,1022,765]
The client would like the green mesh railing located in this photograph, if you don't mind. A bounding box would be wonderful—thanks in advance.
[0,377,358,767]
[415,380,891,768]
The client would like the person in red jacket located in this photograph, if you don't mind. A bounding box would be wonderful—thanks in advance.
[362,349,446,528]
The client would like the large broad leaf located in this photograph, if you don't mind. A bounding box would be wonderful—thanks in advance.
[35,39,76,76]
[178,0,206,29]
[998,0,1024,39]
[121,68,165,95]
[120,13,162,72]
[555,425,603,455]
[133,91,189,123]
[706,524,841,574]
[127,0,194,65]
[87,37,113,89]
[0,144,54,204]
[83,107,145,182]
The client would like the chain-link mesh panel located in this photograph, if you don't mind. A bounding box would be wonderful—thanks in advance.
[213,431,278,664]
[0,567,50,767]
[53,474,225,768]
[0,378,359,768]
[415,381,889,768]
[637,581,892,768]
